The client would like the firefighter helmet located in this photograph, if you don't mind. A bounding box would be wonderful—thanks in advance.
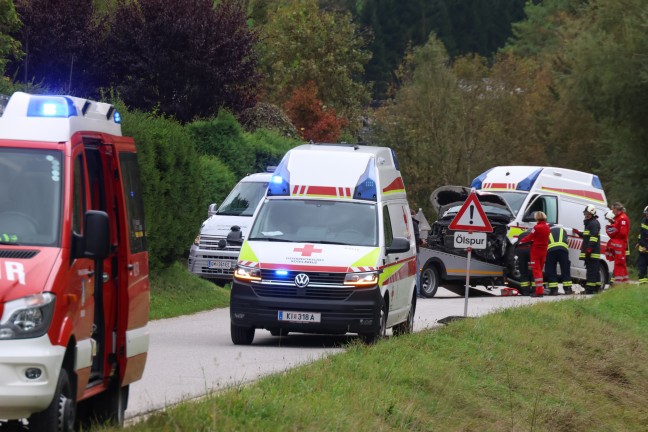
[644,205,648,213]
[583,205,597,216]
[605,210,615,222]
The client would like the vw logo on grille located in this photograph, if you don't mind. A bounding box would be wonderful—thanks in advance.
[294,273,310,288]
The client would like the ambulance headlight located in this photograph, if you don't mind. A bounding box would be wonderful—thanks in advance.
[344,271,379,288]
[234,265,261,282]
[194,235,200,246]
[0,293,56,339]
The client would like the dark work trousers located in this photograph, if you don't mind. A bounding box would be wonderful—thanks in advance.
[638,253,648,284]
[584,258,600,292]
[545,249,571,291]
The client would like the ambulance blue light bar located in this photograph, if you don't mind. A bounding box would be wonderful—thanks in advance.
[353,159,378,201]
[267,155,291,196]
[516,168,542,191]
[470,168,493,189]
[114,111,121,124]
[27,96,78,118]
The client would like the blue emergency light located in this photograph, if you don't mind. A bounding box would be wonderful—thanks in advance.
[516,168,542,191]
[267,155,291,196]
[114,111,121,124]
[275,270,289,276]
[353,159,378,201]
[27,96,77,118]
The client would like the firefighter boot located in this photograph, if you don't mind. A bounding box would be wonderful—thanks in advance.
[548,288,558,296]
[563,287,574,295]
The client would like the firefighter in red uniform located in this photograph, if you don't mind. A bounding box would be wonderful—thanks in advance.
[519,211,550,297]
[606,202,630,284]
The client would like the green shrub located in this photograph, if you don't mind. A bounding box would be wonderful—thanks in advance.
[118,104,204,270]
[199,155,237,213]
[187,110,255,178]
[244,128,301,172]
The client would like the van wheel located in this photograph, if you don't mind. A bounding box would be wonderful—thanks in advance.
[393,292,416,336]
[360,301,387,344]
[29,369,75,432]
[231,322,255,345]
[420,266,439,298]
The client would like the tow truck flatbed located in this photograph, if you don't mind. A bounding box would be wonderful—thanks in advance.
[418,247,505,297]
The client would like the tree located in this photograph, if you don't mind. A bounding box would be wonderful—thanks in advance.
[0,0,22,76]
[562,0,648,217]
[103,0,259,122]
[257,0,371,134]
[283,81,347,143]
[10,0,99,95]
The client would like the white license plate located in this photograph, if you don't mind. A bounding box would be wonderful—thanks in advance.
[278,311,321,323]
[208,260,232,269]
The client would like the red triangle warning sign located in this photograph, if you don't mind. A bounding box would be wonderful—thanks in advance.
[448,192,493,232]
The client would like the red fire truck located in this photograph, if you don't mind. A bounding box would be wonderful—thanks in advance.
[0,92,149,431]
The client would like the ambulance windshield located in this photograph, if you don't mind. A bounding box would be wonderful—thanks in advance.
[217,181,269,216]
[249,199,378,247]
[0,148,62,246]
[489,191,527,216]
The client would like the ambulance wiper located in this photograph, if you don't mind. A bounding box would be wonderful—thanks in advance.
[248,237,289,242]
[296,240,347,245]
[0,241,21,245]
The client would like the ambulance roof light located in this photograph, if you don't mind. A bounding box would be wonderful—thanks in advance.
[470,167,494,189]
[27,96,78,118]
[114,111,121,124]
[516,168,542,191]
[353,159,378,201]
[267,154,291,196]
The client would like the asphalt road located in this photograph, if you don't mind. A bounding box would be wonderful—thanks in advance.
[125,286,566,419]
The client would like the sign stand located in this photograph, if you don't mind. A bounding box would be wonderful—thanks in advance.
[464,246,472,317]
[449,191,493,318]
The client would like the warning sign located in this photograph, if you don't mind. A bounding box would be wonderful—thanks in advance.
[448,192,493,232]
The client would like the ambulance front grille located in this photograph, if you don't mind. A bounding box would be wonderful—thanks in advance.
[0,249,39,259]
[252,285,354,300]
[259,270,346,285]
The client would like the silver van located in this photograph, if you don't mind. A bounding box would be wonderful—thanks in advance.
[188,172,270,284]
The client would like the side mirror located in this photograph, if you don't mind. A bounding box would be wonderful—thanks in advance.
[386,237,410,254]
[208,203,218,217]
[83,210,110,260]
[227,225,243,246]
[522,213,535,222]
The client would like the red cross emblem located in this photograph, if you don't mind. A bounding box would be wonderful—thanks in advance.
[293,244,323,256]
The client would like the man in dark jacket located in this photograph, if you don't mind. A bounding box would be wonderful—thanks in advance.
[411,208,426,295]
[573,205,601,294]
[637,205,648,284]
[545,225,573,295]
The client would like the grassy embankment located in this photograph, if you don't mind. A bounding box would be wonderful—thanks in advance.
[107,285,647,431]
[149,262,230,320]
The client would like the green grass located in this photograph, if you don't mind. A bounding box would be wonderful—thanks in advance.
[148,262,230,320]
[105,285,648,431]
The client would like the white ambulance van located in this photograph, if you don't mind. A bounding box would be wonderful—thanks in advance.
[229,144,417,344]
[470,166,613,287]
[187,172,270,283]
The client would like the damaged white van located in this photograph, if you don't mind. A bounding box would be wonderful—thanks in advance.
[427,166,613,291]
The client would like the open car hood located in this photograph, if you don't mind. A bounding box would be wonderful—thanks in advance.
[429,185,514,219]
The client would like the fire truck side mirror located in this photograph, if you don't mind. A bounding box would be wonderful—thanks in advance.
[82,210,110,260]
